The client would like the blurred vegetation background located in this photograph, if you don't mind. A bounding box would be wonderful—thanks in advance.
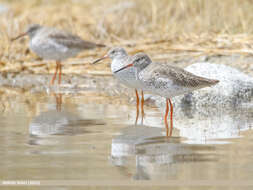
[0,0,253,74]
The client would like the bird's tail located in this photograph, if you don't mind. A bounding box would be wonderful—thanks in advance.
[206,78,219,86]
[95,43,106,48]
[191,75,219,89]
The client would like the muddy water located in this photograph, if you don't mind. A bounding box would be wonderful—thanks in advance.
[0,86,253,189]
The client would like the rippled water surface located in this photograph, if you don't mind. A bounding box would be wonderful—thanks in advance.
[0,89,253,189]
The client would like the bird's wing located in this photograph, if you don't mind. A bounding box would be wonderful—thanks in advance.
[48,30,102,50]
[143,63,218,88]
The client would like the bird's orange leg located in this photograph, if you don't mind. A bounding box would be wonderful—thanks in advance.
[168,98,173,136]
[58,61,62,85]
[141,90,145,124]
[135,89,140,125]
[165,99,169,137]
[51,61,59,85]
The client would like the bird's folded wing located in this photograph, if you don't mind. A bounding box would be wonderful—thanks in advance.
[49,32,97,50]
[143,63,216,88]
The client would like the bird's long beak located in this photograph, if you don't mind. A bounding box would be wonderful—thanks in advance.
[114,63,133,73]
[11,32,28,42]
[91,54,109,64]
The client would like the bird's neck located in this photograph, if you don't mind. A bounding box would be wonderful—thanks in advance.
[140,60,152,71]
[111,55,128,71]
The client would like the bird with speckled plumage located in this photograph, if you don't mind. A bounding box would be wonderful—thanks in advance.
[114,53,219,136]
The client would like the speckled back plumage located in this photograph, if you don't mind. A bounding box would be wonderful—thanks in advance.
[139,62,219,98]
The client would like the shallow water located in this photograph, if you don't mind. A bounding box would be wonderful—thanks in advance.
[0,88,253,189]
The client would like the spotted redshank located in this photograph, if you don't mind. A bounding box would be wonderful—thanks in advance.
[92,47,151,123]
[11,24,105,85]
[114,53,219,136]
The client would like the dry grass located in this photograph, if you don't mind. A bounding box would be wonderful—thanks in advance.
[1,0,253,74]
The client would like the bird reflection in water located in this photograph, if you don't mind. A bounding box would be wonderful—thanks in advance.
[110,125,218,180]
[28,93,105,146]
[54,93,62,112]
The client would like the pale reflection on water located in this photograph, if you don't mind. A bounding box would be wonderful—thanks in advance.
[0,90,253,188]
[111,126,218,180]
